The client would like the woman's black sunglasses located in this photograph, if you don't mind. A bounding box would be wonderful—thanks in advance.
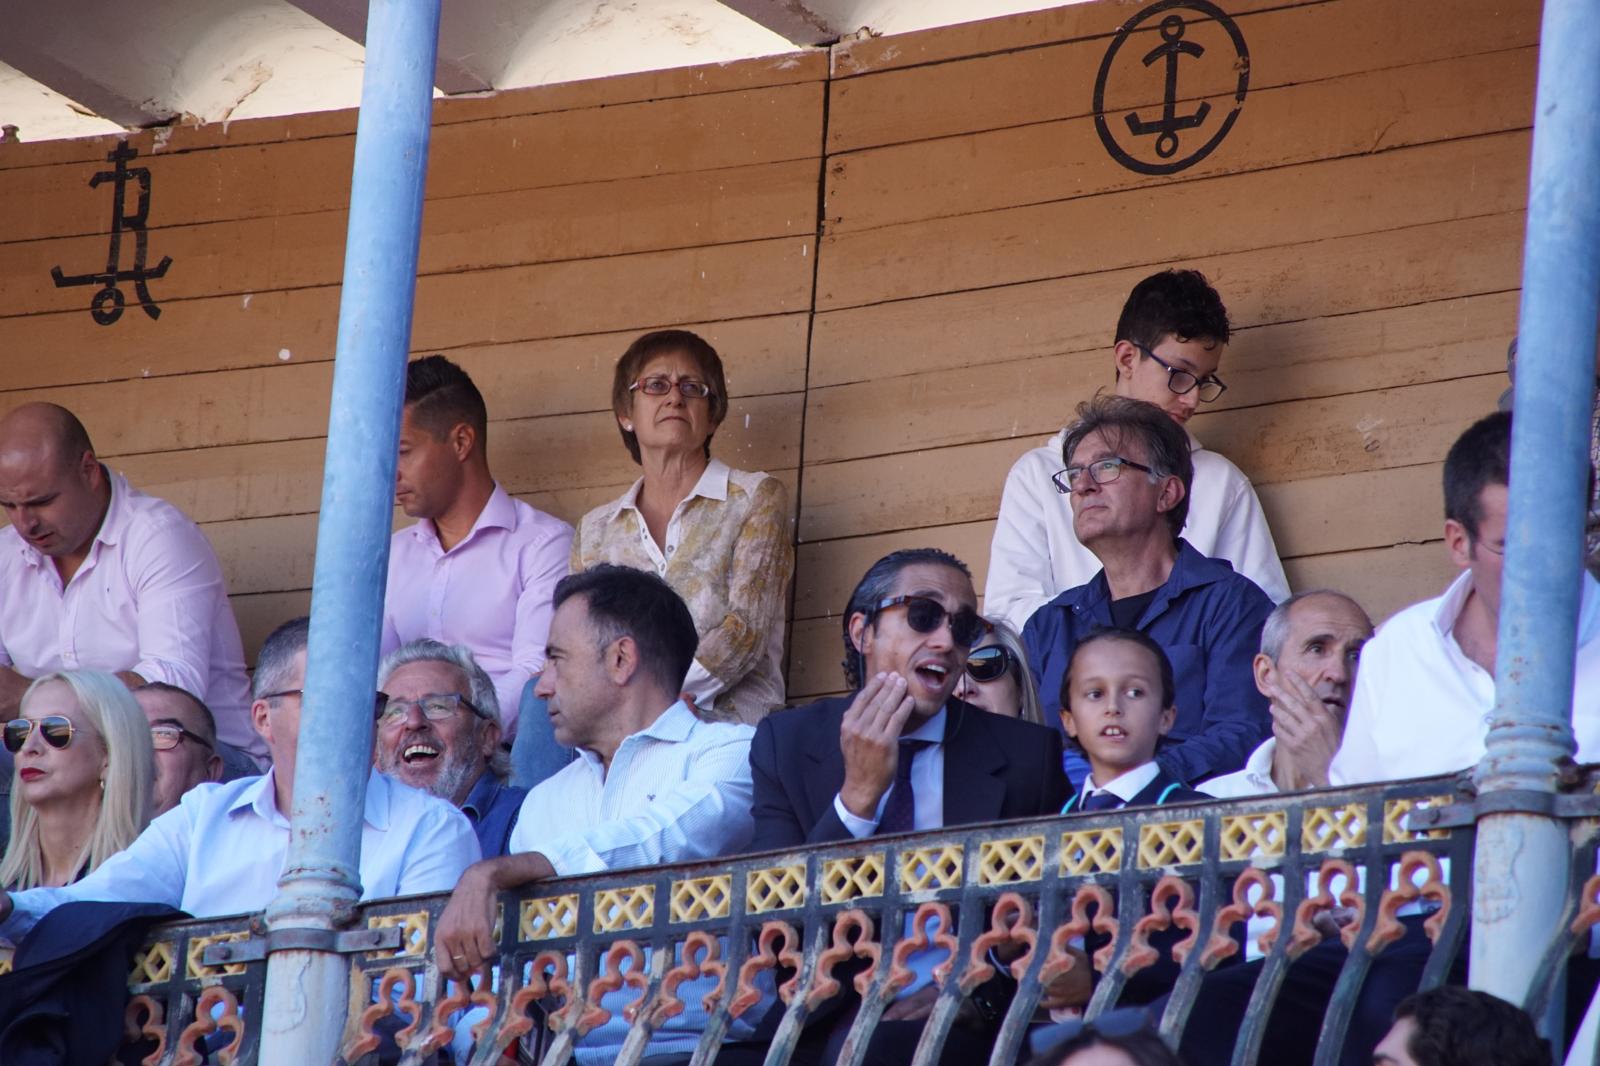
[965,644,1019,683]
[874,595,989,648]
[4,715,76,753]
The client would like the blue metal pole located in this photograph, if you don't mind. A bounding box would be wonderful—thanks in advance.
[1471,0,1600,1020]
[259,1,440,1060]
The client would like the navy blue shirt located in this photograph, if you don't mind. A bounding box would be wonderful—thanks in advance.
[462,772,527,858]
[1022,539,1273,785]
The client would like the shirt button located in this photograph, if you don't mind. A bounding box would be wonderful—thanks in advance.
[667,545,676,555]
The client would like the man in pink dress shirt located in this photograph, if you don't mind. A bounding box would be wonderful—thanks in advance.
[0,403,262,777]
[381,356,573,737]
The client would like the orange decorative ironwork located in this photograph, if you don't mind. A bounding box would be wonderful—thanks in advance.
[1208,866,1281,966]
[962,891,1037,992]
[173,985,245,1066]
[731,920,804,1016]
[124,993,168,1066]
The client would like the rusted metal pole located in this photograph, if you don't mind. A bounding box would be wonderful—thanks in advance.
[1471,0,1600,1032]
[258,2,439,1062]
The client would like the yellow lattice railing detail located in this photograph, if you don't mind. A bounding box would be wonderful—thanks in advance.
[1303,803,1368,851]
[1137,820,1206,868]
[978,836,1045,885]
[821,854,885,903]
[520,893,580,941]
[187,931,250,979]
[1220,811,1288,861]
[130,941,175,985]
[1061,828,1122,874]
[0,947,12,976]
[670,875,732,922]
[746,864,807,914]
[1383,796,1453,844]
[900,845,965,892]
[367,910,430,958]
[593,886,656,933]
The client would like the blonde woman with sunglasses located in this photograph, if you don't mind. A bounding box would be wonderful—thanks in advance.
[0,670,153,890]
[953,618,1046,726]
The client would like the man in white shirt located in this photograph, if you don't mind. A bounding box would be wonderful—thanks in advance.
[986,269,1288,633]
[1203,589,1373,798]
[1330,411,1600,785]
[434,565,754,973]
[0,617,480,941]
[381,355,572,736]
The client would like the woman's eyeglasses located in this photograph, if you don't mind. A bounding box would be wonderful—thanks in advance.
[873,595,989,648]
[4,715,76,753]
[965,644,1019,683]
[630,376,715,400]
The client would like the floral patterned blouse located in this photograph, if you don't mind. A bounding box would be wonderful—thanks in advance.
[572,460,794,724]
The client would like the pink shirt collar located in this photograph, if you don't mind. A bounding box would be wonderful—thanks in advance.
[407,482,518,554]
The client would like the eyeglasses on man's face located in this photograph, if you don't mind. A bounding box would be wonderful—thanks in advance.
[873,595,989,648]
[149,722,213,752]
[377,692,483,724]
[260,689,390,719]
[629,376,715,400]
[1134,342,1228,402]
[1052,456,1157,494]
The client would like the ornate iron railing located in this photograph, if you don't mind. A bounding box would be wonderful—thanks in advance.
[107,772,1600,1065]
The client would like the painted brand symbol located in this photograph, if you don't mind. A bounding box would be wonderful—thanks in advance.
[50,140,173,325]
[1093,0,1250,176]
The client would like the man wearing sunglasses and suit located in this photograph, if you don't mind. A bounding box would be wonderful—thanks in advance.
[742,547,1070,1065]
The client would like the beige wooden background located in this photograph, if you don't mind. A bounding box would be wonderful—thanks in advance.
[0,0,1536,704]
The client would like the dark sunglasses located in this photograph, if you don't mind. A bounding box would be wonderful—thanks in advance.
[965,644,1019,683]
[874,595,989,648]
[4,715,76,753]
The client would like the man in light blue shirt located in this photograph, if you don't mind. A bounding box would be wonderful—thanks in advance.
[0,617,480,941]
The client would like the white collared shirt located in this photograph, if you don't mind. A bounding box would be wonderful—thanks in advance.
[1,769,480,941]
[509,701,755,875]
[1330,571,1600,785]
[832,708,948,838]
[985,427,1290,632]
[1200,737,1279,798]
[1081,761,1163,805]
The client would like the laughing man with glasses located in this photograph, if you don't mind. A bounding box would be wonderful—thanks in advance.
[374,639,527,859]
[987,269,1289,634]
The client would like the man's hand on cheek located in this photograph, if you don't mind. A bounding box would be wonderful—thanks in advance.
[838,673,915,821]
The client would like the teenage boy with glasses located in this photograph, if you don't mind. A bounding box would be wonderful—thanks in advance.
[987,268,1289,634]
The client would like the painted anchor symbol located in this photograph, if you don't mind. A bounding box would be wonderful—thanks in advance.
[1124,14,1212,160]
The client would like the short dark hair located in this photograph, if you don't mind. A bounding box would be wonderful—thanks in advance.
[552,565,699,696]
[1026,1022,1185,1066]
[611,330,730,464]
[1391,987,1550,1066]
[1060,395,1195,539]
[253,616,310,699]
[1115,268,1231,352]
[840,548,973,690]
[1443,410,1511,540]
[1062,629,1177,718]
[405,355,488,450]
[133,681,218,746]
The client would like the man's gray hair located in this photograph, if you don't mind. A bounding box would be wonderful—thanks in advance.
[1259,589,1368,660]
[377,639,508,781]
[253,617,310,699]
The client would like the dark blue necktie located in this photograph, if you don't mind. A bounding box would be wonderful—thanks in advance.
[876,739,932,835]
[1080,790,1123,812]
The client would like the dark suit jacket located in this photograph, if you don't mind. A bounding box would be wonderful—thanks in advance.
[749,696,1071,850]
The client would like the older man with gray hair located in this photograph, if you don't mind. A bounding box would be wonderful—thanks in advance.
[375,639,527,857]
[1201,588,1373,798]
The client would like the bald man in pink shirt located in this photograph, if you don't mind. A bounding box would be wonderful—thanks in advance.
[0,403,261,775]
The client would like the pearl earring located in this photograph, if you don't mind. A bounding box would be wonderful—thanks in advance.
[623,422,633,431]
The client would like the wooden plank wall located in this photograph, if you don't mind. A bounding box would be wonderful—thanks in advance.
[0,0,1537,704]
